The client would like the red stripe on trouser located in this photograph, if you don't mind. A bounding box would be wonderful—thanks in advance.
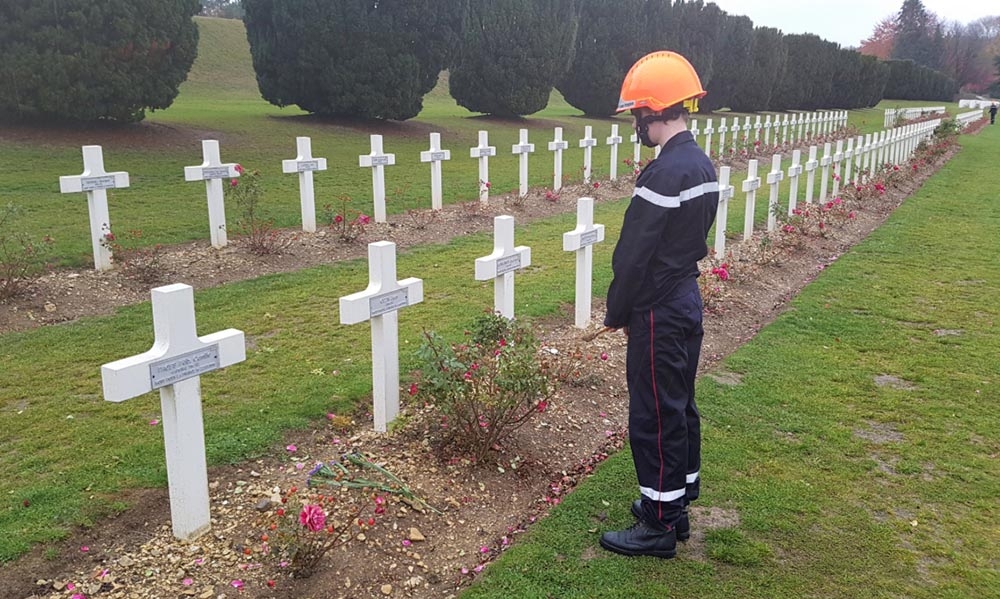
[649,308,665,522]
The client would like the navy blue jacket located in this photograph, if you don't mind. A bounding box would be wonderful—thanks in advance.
[604,130,719,328]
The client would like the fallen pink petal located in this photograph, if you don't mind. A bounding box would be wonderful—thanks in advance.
[286,444,297,453]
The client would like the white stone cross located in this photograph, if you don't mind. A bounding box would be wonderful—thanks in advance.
[753,115,762,143]
[717,117,729,155]
[101,283,245,541]
[730,116,740,156]
[742,159,761,240]
[781,114,790,146]
[629,132,642,165]
[689,119,700,151]
[512,129,536,197]
[766,153,784,232]
[763,115,773,147]
[549,127,570,191]
[804,145,819,204]
[742,118,752,144]
[563,197,605,329]
[714,166,734,258]
[832,140,844,198]
[818,142,832,204]
[469,130,497,203]
[889,129,900,166]
[420,132,452,211]
[787,149,802,215]
[861,133,873,183]
[854,134,865,184]
[59,145,130,271]
[475,215,531,319]
[606,124,623,181]
[339,241,423,433]
[184,140,240,249]
[703,119,715,157]
[796,113,805,141]
[877,130,889,171]
[579,126,598,184]
[359,134,397,223]
[843,139,855,188]
[282,136,328,233]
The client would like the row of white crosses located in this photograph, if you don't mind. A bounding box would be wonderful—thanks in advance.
[955,109,986,129]
[100,198,604,543]
[55,111,912,273]
[689,110,848,158]
[720,118,944,248]
[883,106,946,127]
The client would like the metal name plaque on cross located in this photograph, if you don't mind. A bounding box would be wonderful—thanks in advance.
[369,288,409,318]
[476,149,495,157]
[296,160,320,172]
[82,176,118,191]
[580,230,600,247]
[149,345,221,390]
[430,151,448,161]
[202,167,231,180]
[370,156,392,167]
[496,254,522,275]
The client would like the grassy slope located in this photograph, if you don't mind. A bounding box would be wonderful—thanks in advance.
[461,127,1000,599]
[0,17,969,267]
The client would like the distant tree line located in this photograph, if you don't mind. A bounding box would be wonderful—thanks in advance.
[0,0,962,123]
[861,0,994,96]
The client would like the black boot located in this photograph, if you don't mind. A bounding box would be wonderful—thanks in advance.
[632,499,690,541]
[600,518,677,558]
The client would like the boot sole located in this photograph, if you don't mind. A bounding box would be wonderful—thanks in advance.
[599,537,677,559]
[631,502,690,542]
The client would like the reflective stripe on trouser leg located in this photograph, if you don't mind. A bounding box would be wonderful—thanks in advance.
[626,282,703,526]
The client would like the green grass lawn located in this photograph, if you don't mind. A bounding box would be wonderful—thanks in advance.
[1,16,993,588]
[460,125,1000,599]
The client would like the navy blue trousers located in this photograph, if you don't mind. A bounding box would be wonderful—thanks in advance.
[626,279,703,527]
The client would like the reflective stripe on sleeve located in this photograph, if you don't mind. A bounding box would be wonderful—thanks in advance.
[634,181,719,208]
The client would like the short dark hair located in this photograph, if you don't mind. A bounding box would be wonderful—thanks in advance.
[661,104,690,123]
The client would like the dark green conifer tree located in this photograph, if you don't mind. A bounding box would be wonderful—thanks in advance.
[771,34,839,110]
[728,26,786,112]
[700,14,755,112]
[892,0,935,68]
[556,0,648,116]
[243,0,465,120]
[0,0,200,122]
[449,0,579,117]
[669,0,723,90]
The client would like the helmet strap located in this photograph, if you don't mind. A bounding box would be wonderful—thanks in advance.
[635,113,669,148]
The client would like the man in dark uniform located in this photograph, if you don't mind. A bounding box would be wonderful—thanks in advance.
[989,102,997,125]
[599,51,718,559]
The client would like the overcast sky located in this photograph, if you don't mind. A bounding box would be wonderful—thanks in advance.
[707,0,998,48]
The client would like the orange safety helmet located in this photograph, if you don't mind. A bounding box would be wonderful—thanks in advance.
[617,51,706,114]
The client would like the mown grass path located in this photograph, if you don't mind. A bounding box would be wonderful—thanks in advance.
[461,123,1000,598]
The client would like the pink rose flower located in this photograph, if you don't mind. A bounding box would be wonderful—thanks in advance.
[299,504,326,532]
